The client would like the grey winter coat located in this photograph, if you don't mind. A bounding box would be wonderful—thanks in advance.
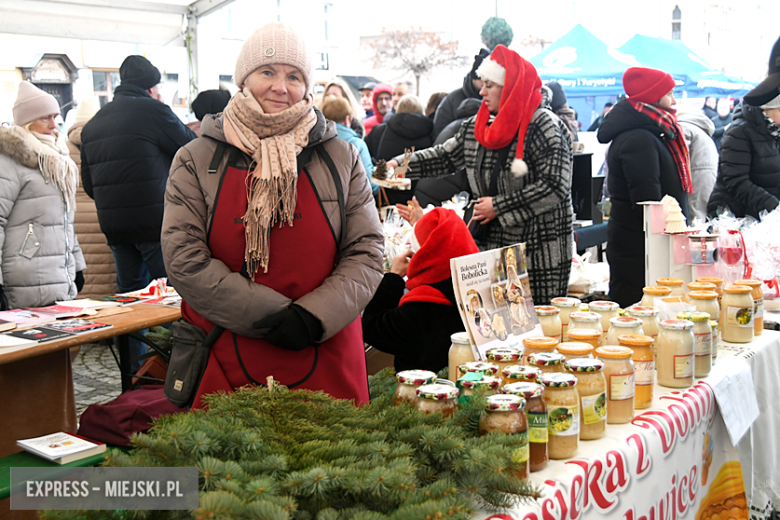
[398,88,573,304]
[0,127,86,308]
[678,113,718,222]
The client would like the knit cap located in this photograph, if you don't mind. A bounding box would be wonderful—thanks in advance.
[234,22,314,93]
[75,98,99,123]
[13,81,60,126]
[623,67,675,105]
[760,93,780,110]
[191,89,231,120]
[119,55,161,90]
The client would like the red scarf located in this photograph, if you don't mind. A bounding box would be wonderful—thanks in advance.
[628,99,693,194]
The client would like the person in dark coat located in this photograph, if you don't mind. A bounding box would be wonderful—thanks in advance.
[434,98,481,146]
[710,98,733,150]
[363,208,478,373]
[702,97,718,120]
[188,89,231,136]
[597,67,692,307]
[547,81,579,141]
[587,102,613,132]
[431,48,491,140]
[365,94,434,161]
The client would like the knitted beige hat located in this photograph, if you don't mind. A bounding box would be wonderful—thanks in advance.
[75,98,99,123]
[760,93,780,110]
[13,81,60,126]
[234,22,314,93]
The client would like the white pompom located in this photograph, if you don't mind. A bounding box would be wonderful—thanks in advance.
[511,158,528,177]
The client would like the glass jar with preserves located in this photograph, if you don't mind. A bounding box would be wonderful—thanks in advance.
[735,279,764,337]
[588,301,620,343]
[551,297,581,341]
[641,286,673,308]
[678,311,712,378]
[656,277,685,298]
[688,290,720,322]
[710,320,719,363]
[616,334,655,409]
[528,351,565,375]
[567,328,602,349]
[686,281,717,302]
[626,305,660,350]
[539,373,579,459]
[721,285,754,344]
[697,276,724,299]
[656,319,694,388]
[502,365,542,386]
[605,316,644,346]
[503,382,548,472]
[567,311,603,337]
[460,376,502,396]
[522,336,558,365]
[535,306,563,343]
[479,394,529,480]
[564,358,607,440]
[448,332,475,383]
[595,347,635,423]
[556,342,594,360]
[415,384,459,418]
[458,361,499,379]
[486,347,523,387]
[394,370,437,406]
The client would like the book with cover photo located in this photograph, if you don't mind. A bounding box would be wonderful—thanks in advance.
[43,319,113,334]
[17,431,106,464]
[450,242,541,358]
[7,326,76,343]
[0,309,53,328]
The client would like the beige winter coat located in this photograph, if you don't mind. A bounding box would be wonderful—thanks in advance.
[67,122,117,298]
[162,110,384,340]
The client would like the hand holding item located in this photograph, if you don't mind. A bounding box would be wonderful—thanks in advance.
[472,196,497,224]
[386,159,400,169]
[252,304,323,351]
[390,249,414,278]
[395,196,423,226]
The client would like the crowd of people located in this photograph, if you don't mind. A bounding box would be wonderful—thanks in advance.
[1,20,778,404]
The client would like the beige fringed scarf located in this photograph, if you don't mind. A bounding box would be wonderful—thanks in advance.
[222,87,317,276]
[12,125,78,211]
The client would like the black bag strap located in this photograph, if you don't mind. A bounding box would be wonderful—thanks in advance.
[313,143,347,253]
[208,141,227,174]
[487,145,513,197]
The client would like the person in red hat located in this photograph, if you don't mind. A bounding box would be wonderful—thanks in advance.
[363,83,394,135]
[362,208,479,373]
[387,45,573,305]
[597,67,692,307]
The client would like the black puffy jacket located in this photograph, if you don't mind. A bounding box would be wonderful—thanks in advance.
[81,84,196,245]
[365,112,434,162]
[707,102,780,219]
[431,74,482,140]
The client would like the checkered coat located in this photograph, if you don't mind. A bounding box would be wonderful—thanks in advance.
[403,91,573,304]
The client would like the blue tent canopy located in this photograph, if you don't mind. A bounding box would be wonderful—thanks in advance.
[529,24,640,97]
[617,35,755,97]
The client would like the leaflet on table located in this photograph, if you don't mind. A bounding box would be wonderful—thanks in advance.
[0,334,36,348]
[17,431,106,464]
[708,356,760,445]
[43,319,113,334]
[0,309,54,327]
[55,298,122,310]
[24,304,92,318]
[450,242,541,359]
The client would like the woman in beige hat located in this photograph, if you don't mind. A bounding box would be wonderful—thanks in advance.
[161,22,383,408]
[0,81,85,309]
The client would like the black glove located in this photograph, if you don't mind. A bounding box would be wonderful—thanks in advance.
[0,286,7,311]
[252,304,323,351]
[75,271,85,292]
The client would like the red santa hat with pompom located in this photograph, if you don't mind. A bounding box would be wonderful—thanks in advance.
[475,45,542,177]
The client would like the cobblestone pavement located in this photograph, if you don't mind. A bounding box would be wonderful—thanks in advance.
[73,342,122,416]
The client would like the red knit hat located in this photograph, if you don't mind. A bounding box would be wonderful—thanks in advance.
[475,45,542,177]
[623,67,676,105]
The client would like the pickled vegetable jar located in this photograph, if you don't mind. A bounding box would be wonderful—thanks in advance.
[721,285,754,344]
[502,365,542,386]
[522,336,558,365]
[677,311,712,378]
[479,394,529,480]
[605,316,644,346]
[551,297,581,341]
[688,290,720,322]
[528,351,565,375]
[556,342,594,360]
[588,301,620,343]
[595,346,635,423]
[641,286,673,308]
[448,332,475,383]
[486,347,523,387]
[656,319,694,388]
[539,373,579,460]
[535,306,563,343]
[656,277,685,298]
[415,384,459,417]
[735,279,764,337]
[564,358,606,440]
[616,334,654,409]
[567,328,602,349]
[394,370,436,406]
[503,382,548,472]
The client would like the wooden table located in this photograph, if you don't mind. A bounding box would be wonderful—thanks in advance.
[0,304,181,459]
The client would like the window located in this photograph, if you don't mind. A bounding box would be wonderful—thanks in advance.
[323,3,332,42]
[672,5,681,40]
[92,70,120,107]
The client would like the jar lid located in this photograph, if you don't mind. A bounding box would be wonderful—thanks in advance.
[643,285,673,296]
[416,383,459,400]
[535,305,561,316]
[626,305,659,317]
[659,319,694,330]
[609,316,643,328]
[735,279,762,288]
[564,358,604,372]
[486,347,522,362]
[522,336,558,349]
[502,364,542,380]
[687,282,717,292]
[551,297,581,308]
[540,373,578,388]
[528,351,565,366]
[710,320,718,329]
[617,334,654,347]
[588,301,620,312]
[677,311,711,322]
[397,370,437,386]
[696,276,723,285]
[556,342,595,356]
[486,393,526,411]
[723,284,752,294]
[450,332,471,345]
[569,311,601,322]
[461,376,502,389]
[687,290,718,300]
[657,277,684,286]
[503,381,544,398]
[567,328,602,340]
[458,361,499,376]
[595,346,633,359]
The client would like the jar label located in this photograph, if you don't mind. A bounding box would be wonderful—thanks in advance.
[528,412,549,443]
[694,332,712,356]
[674,354,693,379]
[727,306,754,328]
[581,392,607,425]
[510,430,530,464]
[755,298,764,319]
[635,361,654,385]
[548,405,580,436]
[609,374,635,401]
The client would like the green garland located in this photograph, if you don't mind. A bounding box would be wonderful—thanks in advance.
[42,368,539,520]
